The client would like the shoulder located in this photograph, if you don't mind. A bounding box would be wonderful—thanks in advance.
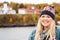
[55,26,60,40]
[29,29,36,37]
[56,26,60,32]
[28,29,36,40]
[55,26,60,35]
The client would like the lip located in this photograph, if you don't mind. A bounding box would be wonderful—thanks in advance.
[41,21,50,26]
[42,21,49,23]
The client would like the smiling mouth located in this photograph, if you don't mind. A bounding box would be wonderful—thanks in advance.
[43,21,49,23]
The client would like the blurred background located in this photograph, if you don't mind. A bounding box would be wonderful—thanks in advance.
[0,0,60,40]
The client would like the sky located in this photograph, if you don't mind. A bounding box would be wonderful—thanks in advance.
[0,0,60,4]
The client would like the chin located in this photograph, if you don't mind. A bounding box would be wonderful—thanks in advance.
[43,25,48,27]
[42,24,49,27]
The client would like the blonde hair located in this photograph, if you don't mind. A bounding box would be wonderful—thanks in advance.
[35,18,56,40]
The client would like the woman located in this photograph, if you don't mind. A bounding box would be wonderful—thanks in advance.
[28,6,60,40]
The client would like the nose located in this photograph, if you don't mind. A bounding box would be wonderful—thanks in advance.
[44,17,47,20]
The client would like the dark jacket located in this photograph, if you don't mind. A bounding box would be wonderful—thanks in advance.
[28,27,60,40]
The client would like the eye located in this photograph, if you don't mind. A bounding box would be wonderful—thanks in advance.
[41,15,45,18]
[47,15,51,18]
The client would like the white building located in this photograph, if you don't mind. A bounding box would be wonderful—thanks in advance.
[57,21,60,25]
[18,8,26,14]
[0,6,3,14]
[7,7,16,14]
[0,2,16,14]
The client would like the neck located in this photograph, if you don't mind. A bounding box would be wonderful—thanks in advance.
[43,26,49,30]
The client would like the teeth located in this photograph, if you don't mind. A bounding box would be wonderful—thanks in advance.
[44,22,47,23]
[43,21,48,23]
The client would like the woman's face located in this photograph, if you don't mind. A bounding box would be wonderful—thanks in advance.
[40,14,53,27]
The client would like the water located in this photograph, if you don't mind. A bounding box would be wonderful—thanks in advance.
[0,25,60,40]
[0,27,36,40]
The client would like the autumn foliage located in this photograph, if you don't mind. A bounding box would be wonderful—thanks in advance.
[0,2,60,25]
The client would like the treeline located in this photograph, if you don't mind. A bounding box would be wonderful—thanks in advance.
[0,2,60,13]
[0,2,60,20]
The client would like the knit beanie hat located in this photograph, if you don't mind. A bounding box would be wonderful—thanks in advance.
[40,5,55,20]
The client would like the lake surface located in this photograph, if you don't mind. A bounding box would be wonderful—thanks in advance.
[0,26,36,40]
[0,25,60,40]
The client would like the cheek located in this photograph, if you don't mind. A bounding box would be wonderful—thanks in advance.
[40,18,43,22]
[48,18,53,23]
[40,18,53,24]
[40,18,44,24]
